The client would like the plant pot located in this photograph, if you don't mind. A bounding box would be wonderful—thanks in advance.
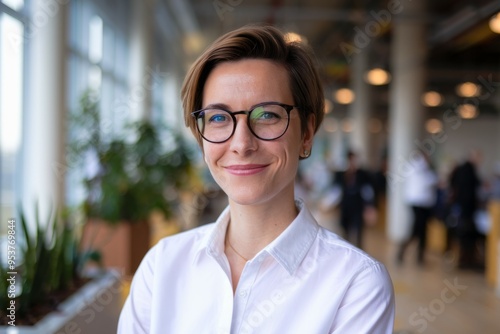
[81,219,151,276]
[0,270,122,334]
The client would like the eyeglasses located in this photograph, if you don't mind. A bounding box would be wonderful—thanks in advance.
[191,102,298,143]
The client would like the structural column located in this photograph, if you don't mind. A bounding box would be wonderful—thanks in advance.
[349,47,370,167]
[387,0,427,241]
[22,0,68,220]
[129,0,154,121]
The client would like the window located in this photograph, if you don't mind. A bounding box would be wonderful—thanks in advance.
[66,0,131,207]
[0,0,26,233]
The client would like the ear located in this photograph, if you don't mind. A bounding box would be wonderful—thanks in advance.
[302,114,316,152]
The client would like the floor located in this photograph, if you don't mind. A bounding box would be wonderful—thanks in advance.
[314,209,500,334]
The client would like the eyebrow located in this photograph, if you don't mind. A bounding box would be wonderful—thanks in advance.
[202,101,283,111]
[202,103,231,110]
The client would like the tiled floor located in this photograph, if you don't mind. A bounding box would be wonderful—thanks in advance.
[314,209,500,334]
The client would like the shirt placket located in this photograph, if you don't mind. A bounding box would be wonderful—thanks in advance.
[231,253,266,333]
[209,251,237,334]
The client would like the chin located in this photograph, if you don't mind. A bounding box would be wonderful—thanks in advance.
[226,190,273,207]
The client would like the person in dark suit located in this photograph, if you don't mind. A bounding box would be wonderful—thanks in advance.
[333,151,376,249]
[448,150,483,270]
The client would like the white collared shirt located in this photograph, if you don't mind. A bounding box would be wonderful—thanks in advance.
[118,200,394,333]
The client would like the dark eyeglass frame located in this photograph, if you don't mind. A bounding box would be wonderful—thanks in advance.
[191,102,298,143]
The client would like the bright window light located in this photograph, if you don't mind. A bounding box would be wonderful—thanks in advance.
[2,0,24,11]
[89,15,103,64]
[1,14,23,154]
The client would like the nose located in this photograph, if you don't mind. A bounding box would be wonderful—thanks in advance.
[228,115,258,154]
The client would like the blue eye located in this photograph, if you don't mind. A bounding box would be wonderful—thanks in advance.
[203,110,233,130]
[208,113,229,123]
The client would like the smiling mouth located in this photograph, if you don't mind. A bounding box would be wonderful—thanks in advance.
[225,164,269,176]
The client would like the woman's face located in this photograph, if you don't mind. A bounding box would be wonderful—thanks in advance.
[201,58,314,206]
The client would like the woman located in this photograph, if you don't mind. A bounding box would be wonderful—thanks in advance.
[119,25,394,333]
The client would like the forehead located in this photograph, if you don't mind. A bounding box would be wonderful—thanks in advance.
[202,59,292,108]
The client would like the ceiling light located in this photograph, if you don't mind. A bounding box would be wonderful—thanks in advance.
[457,104,479,119]
[364,68,391,85]
[456,82,480,97]
[421,91,443,107]
[334,88,355,104]
[425,119,443,134]
[284,32,307,44]
[489,13,500,34]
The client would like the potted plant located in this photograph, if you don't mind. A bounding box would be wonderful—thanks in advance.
[68,90,197,275]
[0,204,122,332]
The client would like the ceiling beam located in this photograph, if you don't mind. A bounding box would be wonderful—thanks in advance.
[192,4,367,22]
[429,1,500,45]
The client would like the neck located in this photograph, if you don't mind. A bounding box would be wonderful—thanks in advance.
[225,194,299,260]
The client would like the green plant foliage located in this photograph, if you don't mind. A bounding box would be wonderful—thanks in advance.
[68,89,198,224]
[0,204,84,317]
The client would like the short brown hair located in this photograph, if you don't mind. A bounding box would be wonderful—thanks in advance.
[181,25,325,147]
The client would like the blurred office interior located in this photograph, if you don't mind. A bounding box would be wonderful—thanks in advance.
[1,0,500,333]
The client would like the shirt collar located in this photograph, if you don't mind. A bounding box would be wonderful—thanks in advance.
[194,205,231,262]
[195,199,320,275]
[264,199,320,275]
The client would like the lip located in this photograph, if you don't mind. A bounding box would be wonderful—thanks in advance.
[224,164,269,176]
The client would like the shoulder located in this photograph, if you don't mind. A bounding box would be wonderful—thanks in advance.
[130,223,216,279]
[314,227,390,281]
[313,230,395,332]
[142,223,215,265]
[317,227,378,263]
[152,223,214,253]
[317,228,393,293]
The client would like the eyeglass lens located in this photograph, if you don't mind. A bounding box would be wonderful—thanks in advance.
[196,104,290,143]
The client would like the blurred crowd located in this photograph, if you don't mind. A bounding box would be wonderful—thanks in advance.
[296,149,496,272]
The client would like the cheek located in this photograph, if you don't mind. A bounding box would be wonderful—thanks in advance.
[273,141,301,173]
[283,125,304,155]
[203,144,222,167]
[203,145,212,165]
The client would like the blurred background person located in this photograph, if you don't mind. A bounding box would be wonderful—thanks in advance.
[332,150,376,249]
[397,152,438,266]
[448,149,484,270]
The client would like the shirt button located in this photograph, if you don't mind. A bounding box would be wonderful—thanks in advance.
[239,289,248,297]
